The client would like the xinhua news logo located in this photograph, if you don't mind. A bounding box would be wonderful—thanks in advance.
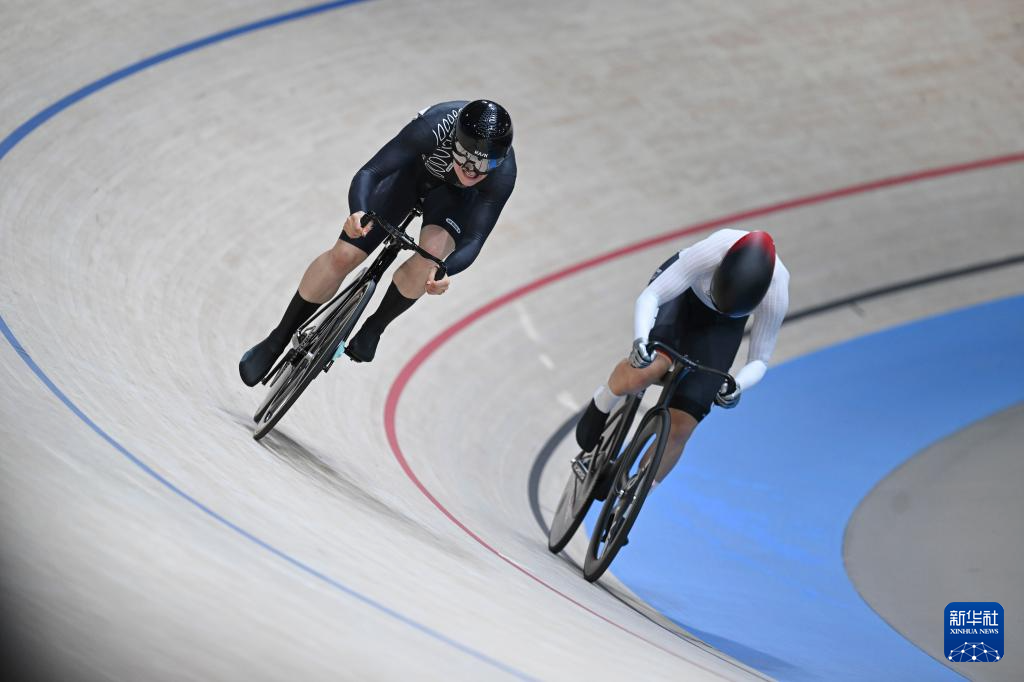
[945,602,1003,663]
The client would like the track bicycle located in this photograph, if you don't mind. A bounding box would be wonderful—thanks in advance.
[252,210,445,440]
[547,341,736,582]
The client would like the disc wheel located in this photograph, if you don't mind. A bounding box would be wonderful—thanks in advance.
[582,407,669,582]
[252,281,374,440]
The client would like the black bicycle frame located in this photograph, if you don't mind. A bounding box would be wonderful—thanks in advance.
[648,340,738,406]
[261,207,448,386]
[360,209,448,284]
[300,208,447,332]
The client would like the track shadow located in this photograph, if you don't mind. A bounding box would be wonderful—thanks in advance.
[541,542,771,679]
[222,409,477,560]
[669,621,802,680]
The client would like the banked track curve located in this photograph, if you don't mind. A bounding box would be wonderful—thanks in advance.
[2,0,1022,677]
[383,149,1024,665]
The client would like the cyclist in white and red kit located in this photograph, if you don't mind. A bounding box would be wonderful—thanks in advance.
[575,229,790,485]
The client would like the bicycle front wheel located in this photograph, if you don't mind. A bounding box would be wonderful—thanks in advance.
[582,407,670,582]
[253,280,375,440]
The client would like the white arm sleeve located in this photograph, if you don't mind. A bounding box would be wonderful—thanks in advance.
[736,264,790,393]
[733,360,767,393]
[633,231,735,340]
[634,289,662,342]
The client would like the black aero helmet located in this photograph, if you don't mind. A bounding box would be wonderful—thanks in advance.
[710,231,776,317]
[453,99,513,174]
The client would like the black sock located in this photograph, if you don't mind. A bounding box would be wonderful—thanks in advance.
[361,283,418,335]
[271,291,320,340]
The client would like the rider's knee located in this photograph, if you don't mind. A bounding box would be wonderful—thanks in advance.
[398,252,436,276]
[618,369,650,394]
[667,408,698,445]
[418,224,455,259]
[617,357,668,394]
[328,241,365,275]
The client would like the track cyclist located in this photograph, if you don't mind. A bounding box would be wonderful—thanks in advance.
[240,99,516,385]
[575,229,790,486]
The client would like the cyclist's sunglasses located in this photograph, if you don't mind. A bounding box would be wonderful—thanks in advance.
[451,139,505,176]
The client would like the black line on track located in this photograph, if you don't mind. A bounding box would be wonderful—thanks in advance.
[527,411,580,535]
[780,252,1024,325]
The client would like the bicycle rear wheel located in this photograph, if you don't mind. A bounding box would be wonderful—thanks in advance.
[582,407,670,582]
[253,280,375,440]
[547,398,637,554]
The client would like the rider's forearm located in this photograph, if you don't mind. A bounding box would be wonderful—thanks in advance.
[636,254,699,341]
[347,154,407,213]
[347,167,378,213]
[442,238,483,276]
[747,267,789,363]
[734,359,767,393]
[633,288,660,341]
[347,119,426,213]
[442,202,500,275]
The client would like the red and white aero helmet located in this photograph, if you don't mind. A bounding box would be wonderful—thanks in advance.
[710,231,776,317]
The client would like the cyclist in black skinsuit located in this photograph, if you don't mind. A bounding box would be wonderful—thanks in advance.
[239,100,516,385]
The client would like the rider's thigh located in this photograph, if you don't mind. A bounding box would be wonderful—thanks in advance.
[640,353,673,385]
[328,238,370,274]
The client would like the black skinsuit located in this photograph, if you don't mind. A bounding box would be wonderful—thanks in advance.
[342,100,517,276]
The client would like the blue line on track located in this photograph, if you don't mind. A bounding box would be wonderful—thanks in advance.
[0,4,535,678]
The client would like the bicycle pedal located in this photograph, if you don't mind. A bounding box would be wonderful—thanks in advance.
[571,455,589,482]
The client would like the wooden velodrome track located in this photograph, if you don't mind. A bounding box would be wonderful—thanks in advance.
[2,1,1022,680]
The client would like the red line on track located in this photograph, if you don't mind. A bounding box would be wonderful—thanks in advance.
[383,152,1024,666]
